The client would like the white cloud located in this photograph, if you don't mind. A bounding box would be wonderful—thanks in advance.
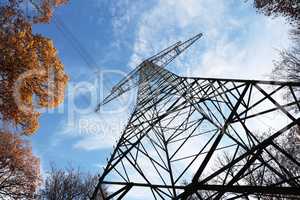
[51,69,139,150]
[110,0,132,35]
[129,0,291,80]
[71,113,126,150]
[59,100,135,151]
[107,0,149,49]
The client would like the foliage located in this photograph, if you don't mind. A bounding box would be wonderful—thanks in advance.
[215,129,300,200]
[0,0,68,135]
[253,0,300,115]
[38,164,108,200]
[272,41,300,112]
[0,131,41,199]
[277,127,300,176]
[184,128,300,199]
[253,0,300,81]
[272,42,300,82]
[254,0,300,22]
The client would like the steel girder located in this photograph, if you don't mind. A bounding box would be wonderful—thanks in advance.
[92,63,300,200]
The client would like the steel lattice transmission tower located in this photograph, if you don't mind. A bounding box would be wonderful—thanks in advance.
[92,33,300,199]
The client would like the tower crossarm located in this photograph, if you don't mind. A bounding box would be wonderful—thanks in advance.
[148,32,203,67]
[95,33,203,111]
[95,61,145,111]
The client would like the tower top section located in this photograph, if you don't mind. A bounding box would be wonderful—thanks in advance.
[96,33,203,111]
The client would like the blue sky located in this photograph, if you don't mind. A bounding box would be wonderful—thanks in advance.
[30,0,291,181]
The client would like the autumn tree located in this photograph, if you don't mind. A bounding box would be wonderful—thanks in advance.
[216,129,300,200]
[251,1,300,144]
[38,164,108,200]
[254,0,300,21]
[0,131,41,199]
[253,0,300,84]
[277,127,300,176]
[0,0,68,135]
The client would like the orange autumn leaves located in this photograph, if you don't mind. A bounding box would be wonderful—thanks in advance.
[0,0,68,135]
[30,0,68,23]
[0,131,41,199]
[0,1,67,198]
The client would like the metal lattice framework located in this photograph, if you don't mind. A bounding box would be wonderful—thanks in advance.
[92,34,300,200]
